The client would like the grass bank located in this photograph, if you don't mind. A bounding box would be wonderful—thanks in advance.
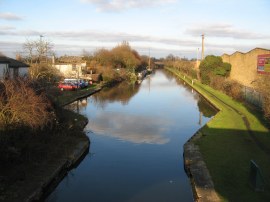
[166,67,270,202]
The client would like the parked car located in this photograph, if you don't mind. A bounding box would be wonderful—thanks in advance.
[63,78,88,88]
[58,82,77,91]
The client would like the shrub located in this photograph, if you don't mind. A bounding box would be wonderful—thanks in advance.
[169,60,198,79]
[210,76,225,91]
[229,81,243,101]
[199,55,231,84]
[29,64,62,82]
[0,79,55,130]
[255,75,270,121]
[221,79,243,101]
[190,69,198,79]
[263,97,270,120]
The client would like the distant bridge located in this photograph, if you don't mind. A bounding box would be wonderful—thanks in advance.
[154,62,164,68]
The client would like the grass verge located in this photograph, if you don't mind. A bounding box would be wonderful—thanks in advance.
[166,67,270,202]
[47,84,101,106]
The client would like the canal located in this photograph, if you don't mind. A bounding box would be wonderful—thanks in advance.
[47,69,217,202]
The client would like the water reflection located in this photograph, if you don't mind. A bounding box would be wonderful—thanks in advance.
[164,70,216,119]
[50,69,217,202]
[85,111,171,144]
[67,98,88,113]
[197,96,216,118]
[91,82,140,108]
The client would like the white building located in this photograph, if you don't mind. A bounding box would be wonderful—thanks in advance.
[53,62,87,78]
[0,56,29,79]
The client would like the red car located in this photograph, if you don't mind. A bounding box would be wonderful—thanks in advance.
[58,82,77,91]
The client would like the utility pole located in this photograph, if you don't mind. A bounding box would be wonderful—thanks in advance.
[39,35,43,63]
[199,112,202,126]
[196,48,200,68]
[40,35,43,42]
[201,34,205,60]
[148,48,151,70]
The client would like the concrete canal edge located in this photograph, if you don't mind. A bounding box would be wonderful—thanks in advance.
[181,88,221,201]
[184,132,221,202]
[25,137,90,202]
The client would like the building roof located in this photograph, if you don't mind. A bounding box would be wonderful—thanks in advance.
[57,56,84,63]
[0,56,29,68]
[221,47,270,58]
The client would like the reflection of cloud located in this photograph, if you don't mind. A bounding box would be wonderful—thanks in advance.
[85,111,171,144]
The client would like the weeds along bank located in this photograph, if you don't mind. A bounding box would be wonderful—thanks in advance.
[166,67,270,202]
[0,78,101,201]
[165,55,270,125]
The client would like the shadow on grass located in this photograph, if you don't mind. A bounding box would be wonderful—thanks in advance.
[245,102,270,130]
[195,126,270,202]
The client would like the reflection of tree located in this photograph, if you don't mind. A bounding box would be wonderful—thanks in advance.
[92,81,140,108]
[164,69,194,91]
[163,69,175,81]
[65,99,87,112]
[197,97,217,118]
[164,69,216,119]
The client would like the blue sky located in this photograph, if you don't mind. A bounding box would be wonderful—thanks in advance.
[0,0,269,58]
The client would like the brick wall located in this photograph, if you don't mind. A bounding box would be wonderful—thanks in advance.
[221,48,270,87]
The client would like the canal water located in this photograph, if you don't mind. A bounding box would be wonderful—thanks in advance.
[47,69,216,202]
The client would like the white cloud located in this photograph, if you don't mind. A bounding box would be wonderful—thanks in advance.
[81,0,176,12]
[185,24,270,40]
[0,12,23,21]
[1,26,270,58]
[0,28,199,46]
[0,25,15,30]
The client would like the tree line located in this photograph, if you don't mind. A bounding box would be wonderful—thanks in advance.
[1,40,157,131]
[82,41,153,83]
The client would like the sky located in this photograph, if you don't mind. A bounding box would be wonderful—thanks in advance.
[0,0,269,58]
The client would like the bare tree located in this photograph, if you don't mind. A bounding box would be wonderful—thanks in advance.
[35,38,53,63]
[23,37,54,64]
[82,49,91,57]
[23,39,35,64]
[22,37,55,79]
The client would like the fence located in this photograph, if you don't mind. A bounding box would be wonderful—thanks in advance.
[243,86,263,108]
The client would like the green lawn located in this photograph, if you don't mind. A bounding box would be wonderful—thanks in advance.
[166,67,270,202]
